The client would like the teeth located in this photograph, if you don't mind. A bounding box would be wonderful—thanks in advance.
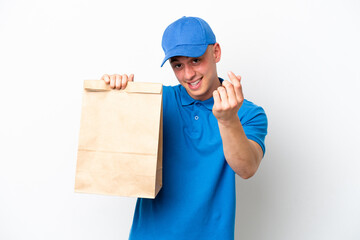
[190,80,200,86]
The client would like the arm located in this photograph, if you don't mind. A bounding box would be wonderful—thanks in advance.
[213,72,263,179]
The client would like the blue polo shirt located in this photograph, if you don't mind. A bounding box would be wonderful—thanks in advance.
[129,81,267,240]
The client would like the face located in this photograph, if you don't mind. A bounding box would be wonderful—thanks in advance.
[169,43,222,101]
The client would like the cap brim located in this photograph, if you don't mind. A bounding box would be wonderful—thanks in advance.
[160,44,208,67]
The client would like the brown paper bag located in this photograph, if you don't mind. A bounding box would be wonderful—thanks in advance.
[75,80,163,199]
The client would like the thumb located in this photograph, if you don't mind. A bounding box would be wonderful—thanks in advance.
[129,74,135,82]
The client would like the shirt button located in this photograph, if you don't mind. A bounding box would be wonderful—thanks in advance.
[195,102,201,107]
[194,116,199,120]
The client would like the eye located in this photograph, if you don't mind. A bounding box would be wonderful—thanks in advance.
[192,58,200,64]
[172,63,182,69]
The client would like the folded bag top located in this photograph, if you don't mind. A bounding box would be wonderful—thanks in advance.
[83,80,162,94]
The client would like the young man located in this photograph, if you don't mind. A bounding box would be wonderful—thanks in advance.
[101,16,267,240]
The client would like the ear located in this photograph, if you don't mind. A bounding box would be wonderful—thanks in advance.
[213,43,221,63]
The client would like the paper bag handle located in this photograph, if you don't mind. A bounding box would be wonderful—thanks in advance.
[84,80,162,94]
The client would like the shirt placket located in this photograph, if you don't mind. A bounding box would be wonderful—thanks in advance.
[193,101,202,129]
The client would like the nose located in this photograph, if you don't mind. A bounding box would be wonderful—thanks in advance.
[184,65,196,80]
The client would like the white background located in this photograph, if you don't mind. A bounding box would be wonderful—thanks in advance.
[0,0,359,239]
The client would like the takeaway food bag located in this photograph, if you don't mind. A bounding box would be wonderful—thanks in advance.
[75,80,163,199]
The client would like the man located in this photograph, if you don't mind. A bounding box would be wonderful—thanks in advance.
[101,16,267,240]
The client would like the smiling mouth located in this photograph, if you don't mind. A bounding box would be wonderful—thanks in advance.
[190,79,201,86]
[188,79,202,90]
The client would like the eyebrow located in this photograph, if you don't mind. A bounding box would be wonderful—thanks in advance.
[169,58,179,63]
[170,56,201,63]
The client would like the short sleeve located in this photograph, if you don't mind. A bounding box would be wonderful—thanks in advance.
[238,99,268,156]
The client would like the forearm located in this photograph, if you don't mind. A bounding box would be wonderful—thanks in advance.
[218,116,261,179]
[212,71,263,178]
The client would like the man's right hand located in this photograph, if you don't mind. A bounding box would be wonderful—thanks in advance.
[101,74,134,90]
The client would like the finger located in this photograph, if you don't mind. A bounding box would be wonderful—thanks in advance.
[129,74,134,82]
[101,74,110,84]
[115,74,122,89]
[121,74,128,89]
[228,71,243,102]
[222,80,237,107]
[212,90,221,110]
[217,86,229,109]
[227,71,240,85]
[234,80,243,103]
[233,75,243,103]
[110,75,116,88]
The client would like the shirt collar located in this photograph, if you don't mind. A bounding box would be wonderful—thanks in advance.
[179,78,223,111]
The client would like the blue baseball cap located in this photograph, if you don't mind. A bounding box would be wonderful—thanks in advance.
[161,16,216,67]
